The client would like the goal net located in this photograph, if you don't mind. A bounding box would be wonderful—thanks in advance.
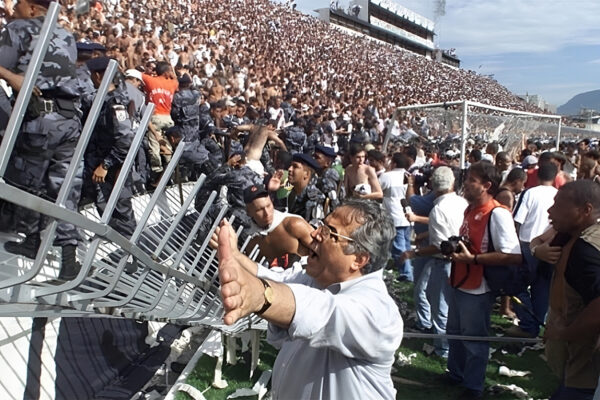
[384,101,569,165]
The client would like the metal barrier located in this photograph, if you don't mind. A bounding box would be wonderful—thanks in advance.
[0,2,257,334]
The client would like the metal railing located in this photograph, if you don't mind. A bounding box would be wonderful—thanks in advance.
[0,2,257,334]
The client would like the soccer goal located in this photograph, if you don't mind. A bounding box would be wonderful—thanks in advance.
[384,100,565,167]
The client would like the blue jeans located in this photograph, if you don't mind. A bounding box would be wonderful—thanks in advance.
[413,256,432,330]
[426,258,451,357]
[447,288,494,394]
[515,241,553,336]
[392,226,413,281]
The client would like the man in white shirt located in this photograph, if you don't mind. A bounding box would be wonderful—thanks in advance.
[510,162,559,338]
[379,152,413,280]
[215,200,403,399]
[403,166,467,357]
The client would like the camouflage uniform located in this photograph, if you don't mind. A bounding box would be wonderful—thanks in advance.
[283,125,306,154]
[171,87,201,142]
[316,167,341,210]
[74,63,95,112]
[179,140,210,181]
[198,113,217,139]
[289,175,325,223]
[0,82,12,136]
[0,15,82,247]
[83,82,137,239]
[304,130,321,155]
[194,163,264,242]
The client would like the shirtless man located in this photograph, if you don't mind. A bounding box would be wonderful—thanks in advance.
[243,184,314,265]
[343,144,383,200]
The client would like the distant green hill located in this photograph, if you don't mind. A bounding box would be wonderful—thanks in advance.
[557,89,600,115]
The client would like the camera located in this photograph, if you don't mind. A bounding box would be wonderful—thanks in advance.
[440,235,470,256]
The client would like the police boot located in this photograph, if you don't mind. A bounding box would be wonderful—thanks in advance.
[4,234,41,259]
[58,245,81,280]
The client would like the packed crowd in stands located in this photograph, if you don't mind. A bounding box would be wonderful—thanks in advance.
[62,0,543,114]
[1,0,600,399]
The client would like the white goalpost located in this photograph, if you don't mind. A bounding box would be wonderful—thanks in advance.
[384,100,564,168]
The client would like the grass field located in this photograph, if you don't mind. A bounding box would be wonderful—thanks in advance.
[177,273,559,400]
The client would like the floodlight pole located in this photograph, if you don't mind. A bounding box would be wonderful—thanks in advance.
[460,100,468,168]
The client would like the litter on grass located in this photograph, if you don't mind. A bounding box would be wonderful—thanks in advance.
[226,370,272,400]
[396,352,417,366]
[422,343,436,356]
[498,365,531,377]
[488,383,530,399]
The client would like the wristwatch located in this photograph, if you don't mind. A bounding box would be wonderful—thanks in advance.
[101,161,110,170]
[257,278,274,315]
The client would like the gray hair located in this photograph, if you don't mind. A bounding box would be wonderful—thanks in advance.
[338,199,396,274]
[431,166,455,192]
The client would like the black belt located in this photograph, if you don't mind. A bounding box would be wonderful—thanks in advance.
[26,97,80,120]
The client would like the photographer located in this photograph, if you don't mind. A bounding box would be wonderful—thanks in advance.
[445,162,522,399]
[402,166,467,357]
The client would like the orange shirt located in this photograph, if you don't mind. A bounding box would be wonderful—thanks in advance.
[525,168,566,189]
[142,74,178,115]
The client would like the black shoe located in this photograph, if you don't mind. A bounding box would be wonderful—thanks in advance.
[457,388,483,399]
[413,324,435,334]
[4,234,41,259]
[438,372,462,386]
[58,245,81,280]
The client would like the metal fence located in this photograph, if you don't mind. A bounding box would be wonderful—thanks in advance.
[0,2,258,334]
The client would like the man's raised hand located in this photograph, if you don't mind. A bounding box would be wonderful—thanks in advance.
[217,219,263,325]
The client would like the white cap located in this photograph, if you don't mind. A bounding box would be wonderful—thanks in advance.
[125,69,143,81]
[482,154,494,162]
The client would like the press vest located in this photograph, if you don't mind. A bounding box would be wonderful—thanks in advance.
[450,198,505,290]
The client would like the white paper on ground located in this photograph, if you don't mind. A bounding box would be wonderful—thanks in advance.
[177,383,208,400]
[226,370,272,400]
[489,383,529,399]
[396,352,417,366]
[498,365,531,377]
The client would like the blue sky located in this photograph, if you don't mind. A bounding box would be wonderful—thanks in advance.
[289,0,600,108]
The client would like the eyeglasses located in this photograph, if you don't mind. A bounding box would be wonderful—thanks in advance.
[314,220,355,243]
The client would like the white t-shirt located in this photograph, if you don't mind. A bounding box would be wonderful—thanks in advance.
[513,185,558,243]
[429,193,468,251]
[460,207,521,295]
[379,169,409,227]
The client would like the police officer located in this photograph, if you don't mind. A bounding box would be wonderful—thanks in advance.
[198,100,226,140]
[283,119,307,155]
[287,153,325,223]
[0,0,82,279]
[194,150,264,242]
[164,125,210,181]
[74,42,98,113]
[171,73,201,142]
[225,101,250,128]
[314,144,341,212]
[83,56,137,239]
